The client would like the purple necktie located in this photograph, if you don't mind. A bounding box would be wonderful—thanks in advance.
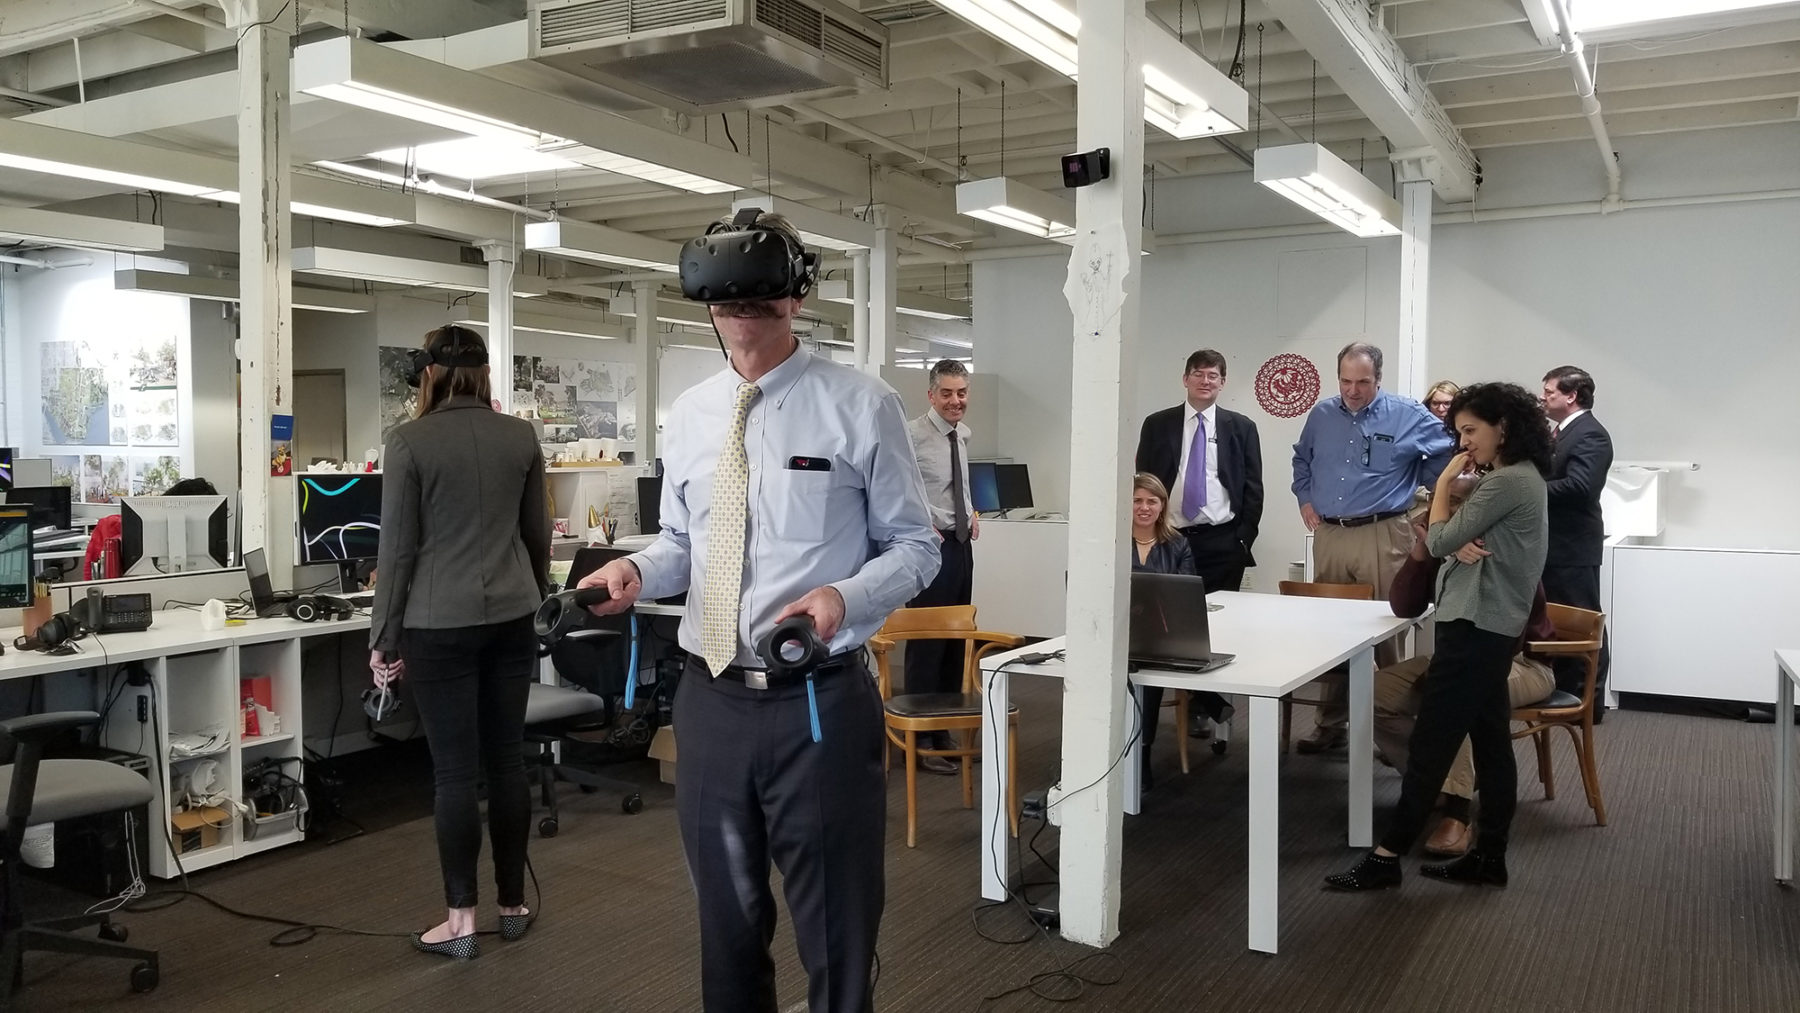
[1184,412,1208,522]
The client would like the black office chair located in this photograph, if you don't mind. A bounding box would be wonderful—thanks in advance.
[524,615,649,836]
[0,712,159,1003]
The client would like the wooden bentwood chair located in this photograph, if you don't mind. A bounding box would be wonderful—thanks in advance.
[868,606,1025,848]
[1514,603,1608,826]
[1276,580,1378,752]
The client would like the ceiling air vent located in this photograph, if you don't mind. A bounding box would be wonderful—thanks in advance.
[528,0,887,113]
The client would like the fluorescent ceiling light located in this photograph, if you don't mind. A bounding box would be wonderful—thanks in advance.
[1570,1,1795,32]
[296,37,752,195]
[933,1,1248,138]
[524,219,681,272]
[0,117,224,197]
[815,279,971,321]
[293,247,548,295]
[369,138,579,182]
[454,315,625,341]
[957,176,1076,242]
[729,196,878,251]
[114,269,377,313]
[210,175,414,228]
[1253,143,1400,239]
[0,207,164,252]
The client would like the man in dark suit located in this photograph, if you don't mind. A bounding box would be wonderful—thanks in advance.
[1136,349,1264,597]
[1541,365,1613,715]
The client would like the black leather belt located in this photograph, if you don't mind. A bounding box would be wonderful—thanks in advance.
[708,653,858,690]
[1319,509,1407,528]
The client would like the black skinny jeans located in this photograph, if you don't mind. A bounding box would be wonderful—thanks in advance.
[401,615,537,909]
[1379,619,1519,857]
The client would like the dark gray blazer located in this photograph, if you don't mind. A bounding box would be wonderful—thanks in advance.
[369,395,551,653]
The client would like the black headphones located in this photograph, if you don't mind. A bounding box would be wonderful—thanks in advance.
[405,327,490,389]
[679,208,819,304]
[13,610,84,653]
[288,595,354,623]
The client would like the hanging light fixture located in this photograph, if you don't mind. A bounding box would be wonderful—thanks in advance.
[1253,143,1401,238]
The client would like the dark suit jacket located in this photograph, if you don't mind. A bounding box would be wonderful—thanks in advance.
[1129,537,1195,576]
[370,395,551,653]
[1546,411,1612,567]
[1135,404,1264,564]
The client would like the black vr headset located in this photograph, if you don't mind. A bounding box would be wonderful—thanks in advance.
[679,208,819,304]
[405,329,490,388]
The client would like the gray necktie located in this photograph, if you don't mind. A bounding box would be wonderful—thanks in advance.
[949,430,969,542]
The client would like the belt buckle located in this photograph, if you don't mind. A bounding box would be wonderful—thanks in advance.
[744,670,769,690]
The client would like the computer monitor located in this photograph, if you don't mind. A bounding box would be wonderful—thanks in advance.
[967,462,1001,514]
[120,495,230,576]
[637,475,663,536]
[0,507,32,609]
[996,464,1034,511]
[0,448,13,493]
[295,474,382,566]
[6,486,72,531]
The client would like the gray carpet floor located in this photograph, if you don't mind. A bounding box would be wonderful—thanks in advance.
[17,678,1800,1012]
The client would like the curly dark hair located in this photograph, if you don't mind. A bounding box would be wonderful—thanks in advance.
[1445,381,1553,477]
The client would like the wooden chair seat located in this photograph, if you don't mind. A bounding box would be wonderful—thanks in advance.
[869,606,1027,848]
[1512,603,1608,826]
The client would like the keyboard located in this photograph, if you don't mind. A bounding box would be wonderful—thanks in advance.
[341,592,375,608]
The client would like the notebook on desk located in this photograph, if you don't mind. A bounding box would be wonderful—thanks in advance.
[1128,571,1235,673]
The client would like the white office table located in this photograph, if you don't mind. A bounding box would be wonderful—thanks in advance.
[1775,650,1800,882]
[978,590,1417,955]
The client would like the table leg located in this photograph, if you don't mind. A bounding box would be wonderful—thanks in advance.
[1777,668,1794,884]
[1347,646,1374,848]
[1123,683,1143,816]
[981,666,1011,902]
[1248,695,1279,954]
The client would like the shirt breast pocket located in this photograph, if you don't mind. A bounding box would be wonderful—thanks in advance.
[768,464,849,543]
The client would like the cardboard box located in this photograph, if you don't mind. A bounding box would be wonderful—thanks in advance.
[647,727,677,785]
[170,806,230,854]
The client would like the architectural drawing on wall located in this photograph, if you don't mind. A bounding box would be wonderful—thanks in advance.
[40,335,180,448]
[377,346,421,441]
[82,454,131,503]
[47,456,80,489]
[513,356,635,446]
[133,456,183,495]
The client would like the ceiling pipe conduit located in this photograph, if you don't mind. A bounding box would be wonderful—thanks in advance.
[1547,0,1623,209]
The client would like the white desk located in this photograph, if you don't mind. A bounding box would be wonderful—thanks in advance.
[1775,650,1800,883]
[978,590,1416,954]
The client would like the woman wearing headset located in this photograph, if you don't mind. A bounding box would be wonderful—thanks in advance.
[368,325,552,959]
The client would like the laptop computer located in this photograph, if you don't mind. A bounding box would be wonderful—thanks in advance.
[244,547,295,618]
[1128,571,1235,673]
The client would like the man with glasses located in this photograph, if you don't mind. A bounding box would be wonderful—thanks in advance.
[1136,349,1264,738]
[1290,343,1455,753]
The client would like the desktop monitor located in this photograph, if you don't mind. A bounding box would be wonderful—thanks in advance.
[6,486,72,531]
[637,475,663,536]
[0,507,32,609]
[967,462,1001,514]
[995,464,1033,511]
[0,448,13,493]
[121,496,230,576]
[295,474,382,566]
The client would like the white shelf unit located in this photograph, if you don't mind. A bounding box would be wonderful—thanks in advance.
[99,640,309,878]
[545,465,649,538]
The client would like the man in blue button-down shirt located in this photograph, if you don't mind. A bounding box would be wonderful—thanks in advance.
[1290,343,1455,752]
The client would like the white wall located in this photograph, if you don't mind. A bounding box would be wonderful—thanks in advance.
[976,166,1800,589]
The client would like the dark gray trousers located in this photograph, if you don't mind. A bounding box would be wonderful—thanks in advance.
[675,655,886,1013]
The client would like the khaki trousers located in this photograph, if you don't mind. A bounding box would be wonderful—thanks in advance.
[1374,652,1556,799]
[1309,514,1412,732]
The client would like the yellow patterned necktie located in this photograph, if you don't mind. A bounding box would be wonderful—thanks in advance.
[701,381,761,675]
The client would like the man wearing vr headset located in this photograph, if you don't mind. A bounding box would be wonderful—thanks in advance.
[580,210,937,1013]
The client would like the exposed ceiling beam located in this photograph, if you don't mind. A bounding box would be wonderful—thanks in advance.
[0,0,164,59]
[1261,0,1481,201]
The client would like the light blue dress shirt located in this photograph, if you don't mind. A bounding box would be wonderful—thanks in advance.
[629,343,941,667]
[1290,390,1455,518]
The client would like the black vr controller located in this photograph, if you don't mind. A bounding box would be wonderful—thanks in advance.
[535,586,620,648]
[678,207,819,304]
[755,615,829,678]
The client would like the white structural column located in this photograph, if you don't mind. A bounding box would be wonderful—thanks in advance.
[226,0,292,570]
[1057,0,1147,948]
[1396,172,1434,398]
[633,281,659,468]
[480,240,515,414]
[850,249,871,368]
[869,217,898,371]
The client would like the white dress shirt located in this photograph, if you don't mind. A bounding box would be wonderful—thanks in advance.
[629,343,940,667]
[907,409,973,533]
[1167,402,1235,527]
[1556,408,1589,432]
